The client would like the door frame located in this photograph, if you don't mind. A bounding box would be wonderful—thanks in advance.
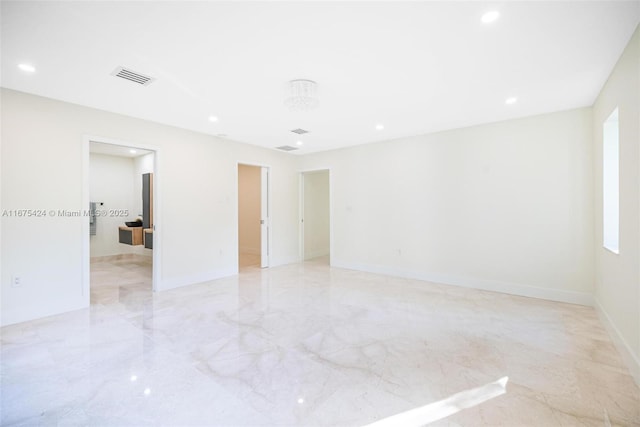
[299,168,332,263]
[82,135,161,300]
[236,162,271,269]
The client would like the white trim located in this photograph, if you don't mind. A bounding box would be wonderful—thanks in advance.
[595,298,640,387]
[81,137,91,305]
[82,135,161,293]
[331,260,594,306]
[160,267,237,291]
[304,249,330,260]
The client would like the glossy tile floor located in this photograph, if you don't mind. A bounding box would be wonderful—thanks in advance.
[2,255,639,426]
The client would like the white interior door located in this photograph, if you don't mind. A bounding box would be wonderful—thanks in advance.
[260,167,269,268]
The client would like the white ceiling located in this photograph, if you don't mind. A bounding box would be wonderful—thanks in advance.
[2,1,639,154]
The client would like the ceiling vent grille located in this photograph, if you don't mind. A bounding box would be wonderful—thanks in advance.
[276,145,299,152]
[111,66,155,86]
[290,128,309,135]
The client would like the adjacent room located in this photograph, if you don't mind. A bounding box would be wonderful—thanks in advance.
[89,142,156,309]
[1,1,639,426]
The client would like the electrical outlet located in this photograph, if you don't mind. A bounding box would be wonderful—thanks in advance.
[11,275,21,288]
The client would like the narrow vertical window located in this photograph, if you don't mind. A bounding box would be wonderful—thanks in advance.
[603,108,619,254]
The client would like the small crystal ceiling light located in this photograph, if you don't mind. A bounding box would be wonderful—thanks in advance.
[481,11,500,23]
[284,79,319,112]
[18,63,36,73]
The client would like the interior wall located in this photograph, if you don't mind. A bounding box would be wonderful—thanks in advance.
[238,164,261,256]
[299,107,594,305]
[303,170,330,260]
[592,25,640,383]
[89,153,136,257]
[0,88,299,326]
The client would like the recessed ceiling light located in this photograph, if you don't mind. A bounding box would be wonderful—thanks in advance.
[129,149,137,154]
[18,63,36,73]
[375,124,384,130]
[505,97,518,105]
[208,115,218,123]
[296,140,303,146]
[481,11,500,24]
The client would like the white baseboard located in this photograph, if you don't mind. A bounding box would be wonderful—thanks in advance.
[270,255,301,268]
[595,299,640,387]
[159,266,237,291]
[1,298,87,327]
[304,249,330,260]
[330,260,594,306]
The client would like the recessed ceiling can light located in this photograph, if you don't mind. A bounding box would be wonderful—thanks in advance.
[505,96,518,105]
[129,149,137,154]
[375,124,384,130]
[481,11,500,23]
[208,115,218,123]
[18,63,36,73]
[296,140,303,146]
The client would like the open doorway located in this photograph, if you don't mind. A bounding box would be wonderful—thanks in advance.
[84,139,158,308]
[238,164,270,270]
[301,169,330,264]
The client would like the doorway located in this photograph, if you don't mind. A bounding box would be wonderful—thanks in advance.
[83,137,160,306]
[238,164,270,270]
[301,169,330,264]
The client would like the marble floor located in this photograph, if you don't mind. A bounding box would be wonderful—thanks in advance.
[1,255,639,426]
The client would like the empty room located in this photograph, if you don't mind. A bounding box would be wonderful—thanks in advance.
[1,1,639,426]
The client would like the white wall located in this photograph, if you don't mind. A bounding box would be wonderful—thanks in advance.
[300,108,594,305]
[89,153,137,257]
[303,170,330,260]
[238,164,261,255]
[0,88,299,326]
[592,25,640,384]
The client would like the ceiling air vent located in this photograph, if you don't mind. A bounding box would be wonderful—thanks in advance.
[111,66,155,86]
[290,128,309,135]
[276,145,299,152]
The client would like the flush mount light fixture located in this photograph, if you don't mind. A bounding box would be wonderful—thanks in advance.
[284,79,319,111]
[505,96,518,105]
[481,11,500,23]
[208,115,219,122]
[129,149,137,154]
[375,124,385,130]
[18,63,36,73]
[296,140,304,146]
